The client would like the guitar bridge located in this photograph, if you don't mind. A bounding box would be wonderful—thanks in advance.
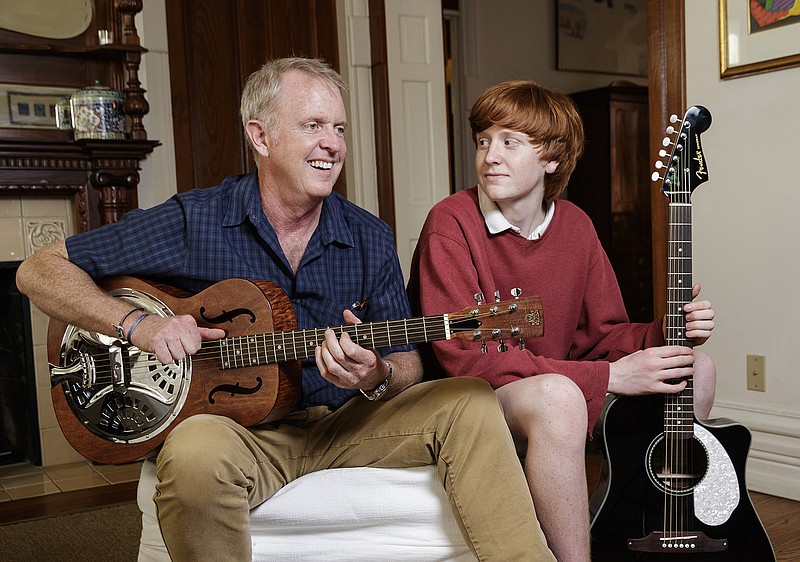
[628,531,728,554]
[108,344,127,393]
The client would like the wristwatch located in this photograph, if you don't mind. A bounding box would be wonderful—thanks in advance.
[360,361,393,401]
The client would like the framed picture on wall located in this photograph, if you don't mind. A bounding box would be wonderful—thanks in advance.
[556,0,647,77]
[719,0,800,79]
[0,84,75,129]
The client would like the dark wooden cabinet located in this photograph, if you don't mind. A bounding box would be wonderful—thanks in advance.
[0,0,158,231]
[567,83,652,322]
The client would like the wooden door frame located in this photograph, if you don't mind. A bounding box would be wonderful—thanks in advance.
[647,0,685,319]
[367,0,395,234]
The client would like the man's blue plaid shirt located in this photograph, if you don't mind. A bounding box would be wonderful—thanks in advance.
[66,169,414,409]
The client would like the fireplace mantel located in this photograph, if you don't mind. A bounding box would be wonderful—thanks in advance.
[0,138,158,230]
[0,0,160,468]
[0,0,159,230]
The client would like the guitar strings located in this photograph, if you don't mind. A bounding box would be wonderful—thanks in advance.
[63,308,529,386]
[662,124,695,541]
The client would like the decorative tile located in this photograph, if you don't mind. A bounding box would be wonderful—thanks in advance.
[21,197,71,219]
[0,197,22,218]
[53,472,111,492]
[29,305,50,352]
[0,217,24,261]
[0,470,52,489]
[37,384,59,431]
[25,219,67,257]
[0,462,42,479]
[43,461,95,481]
[33,342,50,392]
[5,480,60,499]
[39,427,84,467]
[92,461,144,484]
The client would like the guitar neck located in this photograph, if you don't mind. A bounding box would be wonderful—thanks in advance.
[665,197,695,431]
[214,315,454,370]
[666,199,693,349]
[658,106,713,431]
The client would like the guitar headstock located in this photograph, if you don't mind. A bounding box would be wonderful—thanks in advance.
[652,105,712,202]
[446,295,544,349]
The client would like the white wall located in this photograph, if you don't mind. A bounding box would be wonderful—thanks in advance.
[686,3,800,500]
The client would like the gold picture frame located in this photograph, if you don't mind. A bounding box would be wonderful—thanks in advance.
[719,0,800,79]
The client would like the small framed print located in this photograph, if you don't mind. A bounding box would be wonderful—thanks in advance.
[1,84,76,129]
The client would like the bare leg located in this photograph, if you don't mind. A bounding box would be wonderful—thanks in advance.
[693,349,716,420]
[496,374,590,562]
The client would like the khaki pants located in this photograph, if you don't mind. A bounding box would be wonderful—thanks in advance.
[154,377,555,561]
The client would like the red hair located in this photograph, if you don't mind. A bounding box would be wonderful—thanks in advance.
[469,79,584,201]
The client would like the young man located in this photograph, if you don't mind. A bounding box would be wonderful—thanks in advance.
[408,79,716,561]
[17,61,554,561]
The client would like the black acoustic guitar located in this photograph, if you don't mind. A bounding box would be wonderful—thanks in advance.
[48,276,544,464]
[589,106,775,561]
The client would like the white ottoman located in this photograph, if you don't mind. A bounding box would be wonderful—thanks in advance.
[137,459,476,561]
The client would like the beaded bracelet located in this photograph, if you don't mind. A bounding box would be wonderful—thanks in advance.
[126,312,151,342]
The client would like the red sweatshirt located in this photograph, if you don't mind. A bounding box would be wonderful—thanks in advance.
[408,187,664,429]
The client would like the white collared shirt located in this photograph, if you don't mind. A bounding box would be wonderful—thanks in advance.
[477,188,555,240]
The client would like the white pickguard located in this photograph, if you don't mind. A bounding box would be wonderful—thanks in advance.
[694,423,740,525]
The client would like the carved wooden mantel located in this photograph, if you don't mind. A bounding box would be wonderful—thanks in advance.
[0,0,159,231]
[0,139,158,230]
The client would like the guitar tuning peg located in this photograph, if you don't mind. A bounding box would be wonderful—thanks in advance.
[510,287,522,298]
[654,160,665,170]
[651,171,663,182]
[474,293,484,305]
[669,113,679,124]
[659,149,668,158]
[665,125,675,135]
[494,290,501,302]
[661,136,672,147]
[481,341,488,354]
[497,340,507,353]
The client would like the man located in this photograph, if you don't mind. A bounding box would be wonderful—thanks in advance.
[408,79,717,561]
[17,60,553,561]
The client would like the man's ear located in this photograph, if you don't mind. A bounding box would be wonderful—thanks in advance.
[245,120,270,158]
[545,160,560,174]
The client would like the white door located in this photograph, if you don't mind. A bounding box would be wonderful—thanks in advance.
[383,0,450,280]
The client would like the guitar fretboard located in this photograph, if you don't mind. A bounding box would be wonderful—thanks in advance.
[664,146,695,438]
[214,315,453,370]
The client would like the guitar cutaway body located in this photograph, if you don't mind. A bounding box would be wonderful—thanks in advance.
[589,394,775,561]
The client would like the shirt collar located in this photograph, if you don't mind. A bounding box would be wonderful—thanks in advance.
[478,187,555,240]
[222,170,353,248]
[222,169,260,227]
[316,192,355,248]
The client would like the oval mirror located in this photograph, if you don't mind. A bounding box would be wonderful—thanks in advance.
[0,0,93,40]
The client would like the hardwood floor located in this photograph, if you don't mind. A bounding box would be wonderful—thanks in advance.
[586,454,800,561]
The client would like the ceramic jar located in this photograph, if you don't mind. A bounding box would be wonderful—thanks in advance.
[69,81,125,140]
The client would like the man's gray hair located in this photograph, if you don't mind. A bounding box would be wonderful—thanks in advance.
[240,57,347,162]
